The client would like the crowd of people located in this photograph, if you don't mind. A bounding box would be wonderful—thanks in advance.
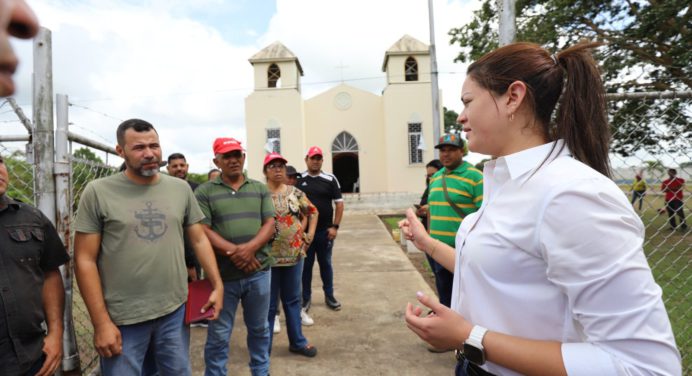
[0,1,686,375]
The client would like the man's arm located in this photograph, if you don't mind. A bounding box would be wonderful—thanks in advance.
[74,232,122,358]
[35,269,64,376]
[327,201,344,240]
[186,224,223,319]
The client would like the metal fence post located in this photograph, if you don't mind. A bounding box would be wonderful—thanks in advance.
[56,94,80,373]
[32,27,56,219]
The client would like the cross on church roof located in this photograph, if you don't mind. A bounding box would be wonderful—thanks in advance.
[335,61,349,83]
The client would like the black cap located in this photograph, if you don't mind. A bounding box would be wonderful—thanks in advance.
[435,133,465,149]
[285,165,300,177]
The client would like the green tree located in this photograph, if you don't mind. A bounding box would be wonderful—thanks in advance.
[444,107,459,133]
[4,150,34,204]
[188,172,207,185]
[448,0,691,157]
[72,147,115,210]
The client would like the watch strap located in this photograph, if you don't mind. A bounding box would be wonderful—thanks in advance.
[466,325,488,348]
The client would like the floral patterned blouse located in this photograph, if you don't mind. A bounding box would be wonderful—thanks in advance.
[270,185,317,266]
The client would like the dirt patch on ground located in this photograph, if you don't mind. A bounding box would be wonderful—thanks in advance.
[378,215,436,292]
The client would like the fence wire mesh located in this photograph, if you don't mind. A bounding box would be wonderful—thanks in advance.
[0,142,34,204]
[0,91,690,374]
[608,92,691,373]
[69,152,119,374]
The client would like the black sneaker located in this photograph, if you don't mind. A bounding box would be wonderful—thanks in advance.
[302,299,311,312]
[289,344,318,357]
[325,296,341,311]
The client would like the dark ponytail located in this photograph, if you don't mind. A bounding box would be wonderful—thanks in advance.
[467,42,611,177]
[554,43,611,177]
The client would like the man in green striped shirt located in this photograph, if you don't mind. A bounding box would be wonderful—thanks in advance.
[427,133,483,310]
[195,137,276,376]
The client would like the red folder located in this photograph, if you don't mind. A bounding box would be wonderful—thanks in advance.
[185,279,215,325]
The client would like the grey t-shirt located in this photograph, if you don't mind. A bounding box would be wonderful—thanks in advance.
[74,173,204,325]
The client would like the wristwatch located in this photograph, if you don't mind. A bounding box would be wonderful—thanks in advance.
[463,325,488,365]
[331,224,340,229]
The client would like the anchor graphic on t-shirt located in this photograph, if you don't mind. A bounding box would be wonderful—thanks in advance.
[134,201,167,241]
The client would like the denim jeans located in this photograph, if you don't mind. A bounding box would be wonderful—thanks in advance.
[426,254,453,307]
[204,270,271,376]
[141,324,190,376]
[100,304,190,376]
[268,259,308,351]
[302,229,334,303]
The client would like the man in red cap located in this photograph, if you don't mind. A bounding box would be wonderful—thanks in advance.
[297,146,344,317]
[195,137,276,376]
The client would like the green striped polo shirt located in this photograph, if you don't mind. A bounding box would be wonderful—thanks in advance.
[195,174,275,281]
[428,161,483,246]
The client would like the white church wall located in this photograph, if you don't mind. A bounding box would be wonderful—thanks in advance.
[382,82,439,193]
[245,89,305,180]
[304,84,387,193]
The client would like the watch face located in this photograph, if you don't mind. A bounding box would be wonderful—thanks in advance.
[463,343,486,365]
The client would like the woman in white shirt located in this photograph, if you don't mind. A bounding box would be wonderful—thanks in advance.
[399,42,681,376]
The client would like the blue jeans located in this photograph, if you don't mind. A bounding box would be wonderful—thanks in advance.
[100,304,190,376]
[141,323,190,376]
[268,259,308,351]
[204,270,271,376]
[426,254,453,307]
[302,229,334,303]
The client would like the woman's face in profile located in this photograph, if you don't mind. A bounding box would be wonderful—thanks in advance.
[456,77,513,157]
[0,0,38,97]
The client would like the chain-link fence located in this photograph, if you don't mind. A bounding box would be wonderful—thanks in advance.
[69,153,119,374]
[607,91,691,373]
[0,91,690,374]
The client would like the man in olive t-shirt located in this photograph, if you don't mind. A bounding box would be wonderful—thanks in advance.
[74,119,223,376]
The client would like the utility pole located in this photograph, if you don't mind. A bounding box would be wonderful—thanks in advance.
[428,0,441,158]
[498,0,517,46]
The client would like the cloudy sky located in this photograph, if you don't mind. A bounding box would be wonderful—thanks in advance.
[3,0,482,173]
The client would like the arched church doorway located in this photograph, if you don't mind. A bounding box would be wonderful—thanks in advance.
[331,131,360,193]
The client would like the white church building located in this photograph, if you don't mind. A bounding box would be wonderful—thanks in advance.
[245,35,443,193]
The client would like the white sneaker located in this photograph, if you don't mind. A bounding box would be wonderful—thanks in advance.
[301,308,314,326]
[273,315,281,334]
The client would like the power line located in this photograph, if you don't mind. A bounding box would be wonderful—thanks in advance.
[53,71,467,104]
[68,103,124,122]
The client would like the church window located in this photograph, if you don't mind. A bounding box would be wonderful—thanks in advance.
[405,57,418,81]
[332,131,358,153]
[268,64,281,88]
[408,123,423,164]
[266,128,281,153]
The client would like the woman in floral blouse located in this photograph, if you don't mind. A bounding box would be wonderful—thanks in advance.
[263,152,319,357]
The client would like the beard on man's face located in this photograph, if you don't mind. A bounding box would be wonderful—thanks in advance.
[125,156,160,177]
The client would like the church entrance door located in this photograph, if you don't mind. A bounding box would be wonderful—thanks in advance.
[331,131,359,193]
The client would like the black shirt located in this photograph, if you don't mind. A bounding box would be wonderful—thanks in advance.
[0,195,69,375]
[297,172,343,230]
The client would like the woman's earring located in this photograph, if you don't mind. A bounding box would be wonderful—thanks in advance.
[509,113,515,122]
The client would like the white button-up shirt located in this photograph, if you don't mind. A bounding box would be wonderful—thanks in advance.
[453,141,681,375]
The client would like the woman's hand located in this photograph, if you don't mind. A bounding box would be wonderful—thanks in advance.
[405,291,472,350]
[398,208,434,252]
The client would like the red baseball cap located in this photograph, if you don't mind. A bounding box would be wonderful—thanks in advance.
[263,152,287,167]
[306,146,323,157]
[213,137,243,155]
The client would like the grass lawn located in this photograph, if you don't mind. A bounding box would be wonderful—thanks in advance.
[379,192,690,372]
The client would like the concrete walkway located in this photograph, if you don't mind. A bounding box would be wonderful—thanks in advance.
[190,213,456,375]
